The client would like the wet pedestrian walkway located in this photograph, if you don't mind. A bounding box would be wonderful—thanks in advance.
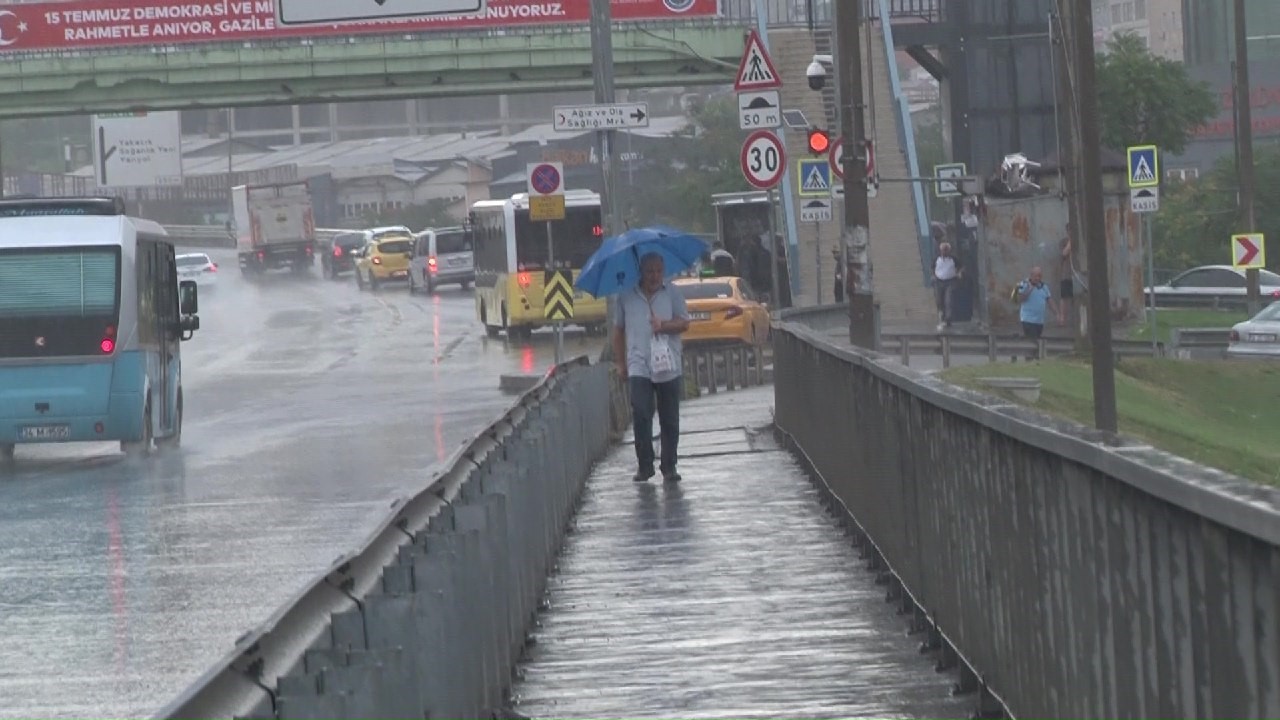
[511,386,969,719]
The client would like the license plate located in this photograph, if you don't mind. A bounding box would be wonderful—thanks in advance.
[691,311,711,321]
[448,257,465,266]
[392,270,407,278]
[21,425,70,441]
[1249,333,1277,343]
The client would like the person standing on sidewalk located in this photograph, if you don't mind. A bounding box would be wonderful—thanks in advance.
[933,242,962,331]
[612,253,691,484]
[1016,266,1059,359]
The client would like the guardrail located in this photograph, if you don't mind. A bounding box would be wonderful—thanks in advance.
[772,320,1280,719]
[886,333,1165,367]
[682,344,769,397]
[154,357,620,720]
[163,225,236,249]
[1168,327,1230,358]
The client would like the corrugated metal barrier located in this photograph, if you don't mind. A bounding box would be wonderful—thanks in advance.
[772,319,1280,718]
[153,357,620,719]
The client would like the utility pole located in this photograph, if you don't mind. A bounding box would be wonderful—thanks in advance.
[1068,0,1118,432]
[589,0,622,357]
[833,0,876,348]
[589,0,623,238]
[1233,0,1261,315]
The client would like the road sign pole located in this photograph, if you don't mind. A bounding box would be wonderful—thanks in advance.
[547,220,563,365]
[768,188,780,309]
[589,0,621,359]
[1233,0,1261,315]
[814,221,823,305]
[1144,214,1156,355]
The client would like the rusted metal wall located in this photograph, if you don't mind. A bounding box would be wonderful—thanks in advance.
[980,172,1144,329]
[773,322,1280,719]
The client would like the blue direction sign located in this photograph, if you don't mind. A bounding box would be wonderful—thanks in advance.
[1127,145,1158,188]
[797,159,831,197]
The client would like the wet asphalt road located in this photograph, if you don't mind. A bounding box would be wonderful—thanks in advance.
[0,249,606,719]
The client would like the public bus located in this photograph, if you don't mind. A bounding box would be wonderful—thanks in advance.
[469,190,608,338]
[0,197,202,458]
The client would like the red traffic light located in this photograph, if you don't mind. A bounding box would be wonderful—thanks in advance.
[807,129,830,154]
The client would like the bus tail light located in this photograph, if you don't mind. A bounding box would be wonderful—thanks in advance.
[428,256,438,273]
[517,272,531,289]
[100,338,116,354]
[724,306,744,319]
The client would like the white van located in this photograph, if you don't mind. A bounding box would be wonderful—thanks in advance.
[409,226,474,293]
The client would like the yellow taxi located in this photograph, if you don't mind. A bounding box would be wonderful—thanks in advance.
[355,230,414,290]
[673,275,771,347]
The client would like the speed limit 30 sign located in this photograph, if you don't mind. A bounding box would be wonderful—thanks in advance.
[740,130,786,189]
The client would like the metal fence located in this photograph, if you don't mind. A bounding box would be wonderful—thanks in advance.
[683,344,769,397]
[771,320,1280,718]
[154,358,621,720]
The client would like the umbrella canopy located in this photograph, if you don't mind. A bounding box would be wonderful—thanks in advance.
[575,226,709,298]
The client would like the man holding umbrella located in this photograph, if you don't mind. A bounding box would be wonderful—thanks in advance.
[578,226,705,484]
[612,253,691,483]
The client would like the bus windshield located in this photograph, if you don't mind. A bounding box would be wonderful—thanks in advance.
[514,205,604,270]
[0,247,121,358]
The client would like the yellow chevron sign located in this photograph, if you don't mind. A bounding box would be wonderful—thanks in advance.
[544,270,574,320]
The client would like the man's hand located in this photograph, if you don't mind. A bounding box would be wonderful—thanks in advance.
[651,316,664,334]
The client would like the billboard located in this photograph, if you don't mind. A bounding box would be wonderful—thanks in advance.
[92,111,183,188]
[0,0,719,54]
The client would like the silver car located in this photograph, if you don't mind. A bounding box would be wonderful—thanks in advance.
[1146,265,1280,309]
[1227,302,1280,359]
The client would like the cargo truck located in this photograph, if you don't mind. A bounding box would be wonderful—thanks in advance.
[232,182,316,276]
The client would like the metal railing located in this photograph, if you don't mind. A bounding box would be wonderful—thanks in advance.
[1168,327,1230,357]
[682,344,769,397]
[772,319,1280,720]
[154,358,621,719]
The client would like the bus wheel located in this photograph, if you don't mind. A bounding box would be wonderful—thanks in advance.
[123,403,152,456]
[156,393,182,451]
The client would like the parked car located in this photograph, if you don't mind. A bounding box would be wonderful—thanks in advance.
[176,252,218,288]
[409,226,475,294]
[673,275,771,347]
[1146,265,1280,309]
[1227,302,1280,360]
[354,231,414,290]
[320,232,368,279]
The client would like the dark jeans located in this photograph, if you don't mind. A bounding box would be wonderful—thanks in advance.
[629,375,682,474]
[935,278,956,322]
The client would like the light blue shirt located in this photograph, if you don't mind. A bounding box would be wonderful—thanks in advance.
[614,284,689,382]
[1019,281,1052,325]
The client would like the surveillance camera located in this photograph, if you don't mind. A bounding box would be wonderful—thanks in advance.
[806,60,827,91]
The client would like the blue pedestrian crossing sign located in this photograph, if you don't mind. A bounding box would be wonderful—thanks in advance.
[1127,145,1159,188]
[797,159,831,197]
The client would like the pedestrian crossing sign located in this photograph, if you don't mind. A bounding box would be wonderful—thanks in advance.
[797,159,831,197]
[1127,145,1159,188]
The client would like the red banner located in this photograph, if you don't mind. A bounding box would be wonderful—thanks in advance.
[0,0,720,53]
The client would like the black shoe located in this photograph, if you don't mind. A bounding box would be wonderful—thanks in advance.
[633,467,655,482]
[662,470,681,483]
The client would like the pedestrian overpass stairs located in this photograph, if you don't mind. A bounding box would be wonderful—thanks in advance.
[770,22,936,323]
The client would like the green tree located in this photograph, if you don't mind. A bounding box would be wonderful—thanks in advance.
[1095,33,1217,154]
[911,103,949,223]
[624,95,750,232]
[1153,141,1280,272]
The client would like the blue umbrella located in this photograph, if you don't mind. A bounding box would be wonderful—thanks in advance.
[575,226,709,298]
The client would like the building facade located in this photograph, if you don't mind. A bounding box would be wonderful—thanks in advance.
[1093,0,1184,59]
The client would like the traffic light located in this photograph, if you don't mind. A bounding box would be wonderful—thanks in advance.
[806,128,830,155]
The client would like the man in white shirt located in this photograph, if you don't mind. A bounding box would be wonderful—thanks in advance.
[933,242,962,331]
[612,253,691,483]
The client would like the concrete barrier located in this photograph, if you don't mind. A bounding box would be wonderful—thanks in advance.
[154,357,622,720]
[772,320,1280,719]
